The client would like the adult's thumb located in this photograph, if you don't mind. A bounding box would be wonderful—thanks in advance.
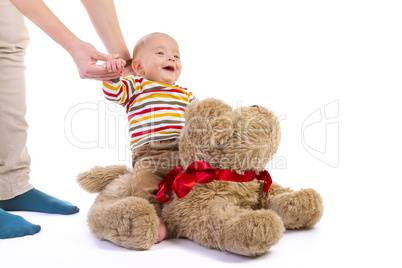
[95,52,120,61]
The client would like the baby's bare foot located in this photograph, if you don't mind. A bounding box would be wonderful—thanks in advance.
[156,217,168,243]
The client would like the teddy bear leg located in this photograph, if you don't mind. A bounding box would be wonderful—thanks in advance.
[87,196,159,250]
[164,199,284,257]
[268,188,324,229]
[219,207,285,256]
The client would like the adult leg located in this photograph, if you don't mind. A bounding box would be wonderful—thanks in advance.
[0,0,78,227]
[0,208,41,239]
[0,0,32,201]
[0,1,42,238]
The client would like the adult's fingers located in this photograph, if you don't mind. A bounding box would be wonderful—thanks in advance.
[78,65,122,80]
[94,52,120,62]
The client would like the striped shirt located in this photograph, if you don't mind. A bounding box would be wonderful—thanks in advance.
[102,75,194,150]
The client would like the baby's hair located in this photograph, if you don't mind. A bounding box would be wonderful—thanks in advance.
[132,32,172,60]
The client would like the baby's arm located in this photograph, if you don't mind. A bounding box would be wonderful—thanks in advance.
[103,58,126,72]
[102,73,137,105]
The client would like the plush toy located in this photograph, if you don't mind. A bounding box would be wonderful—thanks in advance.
[77,98,323,257]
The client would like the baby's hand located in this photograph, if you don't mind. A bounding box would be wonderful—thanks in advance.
[103,58,126,72]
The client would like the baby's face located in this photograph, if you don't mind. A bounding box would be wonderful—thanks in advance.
[136,34,181,85]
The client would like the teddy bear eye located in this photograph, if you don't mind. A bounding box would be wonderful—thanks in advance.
[250,105,259,109]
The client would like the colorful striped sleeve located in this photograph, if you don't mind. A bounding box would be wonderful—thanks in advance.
[188,89,195,102]
[174,85,195,102]
[102,79,127,105]
[102,76,142,106]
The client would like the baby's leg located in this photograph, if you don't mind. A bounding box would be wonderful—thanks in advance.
[131,140,179,244]
[156,217,168,243]
[131,140,180,216]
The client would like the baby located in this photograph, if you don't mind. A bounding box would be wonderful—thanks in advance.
[102,33,194,243]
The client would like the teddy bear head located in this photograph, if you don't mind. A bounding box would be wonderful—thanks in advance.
[179,98,281,174]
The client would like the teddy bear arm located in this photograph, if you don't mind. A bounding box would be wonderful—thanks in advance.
[77,165,129,193]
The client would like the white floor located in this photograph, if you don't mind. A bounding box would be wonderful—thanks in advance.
[1,1,402,267]
[1,185,399,268]
[1,207,327,268]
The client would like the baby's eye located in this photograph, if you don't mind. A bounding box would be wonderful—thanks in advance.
[156,52,164,55]
[174,55,180,59]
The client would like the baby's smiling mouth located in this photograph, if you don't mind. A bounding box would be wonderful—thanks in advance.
[163,65,175,71]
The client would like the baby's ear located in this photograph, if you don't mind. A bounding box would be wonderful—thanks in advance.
[132,59,144,76]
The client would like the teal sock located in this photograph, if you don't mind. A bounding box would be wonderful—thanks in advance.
[0,188,79,215]
[0,209,41,239]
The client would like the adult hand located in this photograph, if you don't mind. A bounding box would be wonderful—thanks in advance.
[67,38,125,81]
[9,0,126,82]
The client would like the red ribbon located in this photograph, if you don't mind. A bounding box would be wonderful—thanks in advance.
[157,161,272,203]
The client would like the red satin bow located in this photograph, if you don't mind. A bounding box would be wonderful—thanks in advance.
[157,161,272,203]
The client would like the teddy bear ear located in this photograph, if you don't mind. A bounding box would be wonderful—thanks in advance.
[210,114,234,146]
[182,98,234,148]
[184,98,232,121]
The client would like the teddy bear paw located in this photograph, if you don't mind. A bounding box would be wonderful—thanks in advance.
[222,209,285,257]
[88,197,159,250]
[270,188,323,229]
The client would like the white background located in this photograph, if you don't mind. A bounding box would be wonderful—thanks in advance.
[1,0,402,267]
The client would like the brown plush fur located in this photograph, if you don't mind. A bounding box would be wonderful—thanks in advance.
[77,98,323,256]
[78,166,159,250]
